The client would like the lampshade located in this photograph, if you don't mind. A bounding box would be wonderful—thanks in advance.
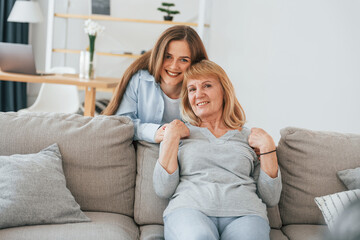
[7,1,43,23]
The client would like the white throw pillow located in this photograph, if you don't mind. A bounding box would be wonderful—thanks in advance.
[314,189,360,231]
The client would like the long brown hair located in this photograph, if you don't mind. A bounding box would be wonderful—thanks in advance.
[181,60,246,128]
[102,25,208,115]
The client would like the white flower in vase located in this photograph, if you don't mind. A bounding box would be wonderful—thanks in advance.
[83,19,105,79]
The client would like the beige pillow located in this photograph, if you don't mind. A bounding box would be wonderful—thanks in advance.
[0,112,136,216]
[277,127,360,225]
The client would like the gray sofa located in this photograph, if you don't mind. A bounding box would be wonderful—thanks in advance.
[0,112,359,240]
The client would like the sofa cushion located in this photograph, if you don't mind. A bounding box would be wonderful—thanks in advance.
[267,206,282,229]
[0,212,139,240]
[0,112,136,216]
[139,225,164,240]
[0,144,90,229]
[281,224,328,240]
[270,229,289,240]
[337,167,360,190]
[277,127,360,225]
[134,141,169,225]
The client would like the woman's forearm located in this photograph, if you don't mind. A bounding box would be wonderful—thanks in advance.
[259,149,278,178]
[158,120,189,174]
[248,128,278,178]
[158,134,180,174]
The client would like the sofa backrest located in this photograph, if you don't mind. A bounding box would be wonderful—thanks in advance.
[134,141,168,225]
[0,112,136,217]
[277,127,360,225]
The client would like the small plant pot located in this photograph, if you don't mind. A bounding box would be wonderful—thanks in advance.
[164,16,173,21]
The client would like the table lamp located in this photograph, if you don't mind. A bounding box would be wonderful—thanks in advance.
[7,0,43,23]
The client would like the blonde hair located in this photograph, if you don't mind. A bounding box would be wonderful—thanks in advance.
[181,60,246,128]
[102,25,208,115]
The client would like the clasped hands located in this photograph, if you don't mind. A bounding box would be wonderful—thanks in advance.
[155,120,190,143]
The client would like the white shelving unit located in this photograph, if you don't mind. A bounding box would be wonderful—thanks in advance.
[45,0,210,72]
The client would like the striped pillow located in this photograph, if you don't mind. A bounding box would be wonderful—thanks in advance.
[315,189,360,231]
[78,98,110,116]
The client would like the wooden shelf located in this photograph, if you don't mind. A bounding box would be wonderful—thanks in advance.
[53,48,141,59]
[52,12,210,60]
[54,13,210,28]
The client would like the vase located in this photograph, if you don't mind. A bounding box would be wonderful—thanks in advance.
[79,51,96,79]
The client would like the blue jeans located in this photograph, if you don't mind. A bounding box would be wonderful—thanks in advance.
[164,208,270,240]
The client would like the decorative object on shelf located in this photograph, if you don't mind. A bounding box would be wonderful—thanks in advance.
[79,51,94,79]
[91,0,110,15]
[82,19,104,79]
[7,0,44,23]
[157,2,180,21]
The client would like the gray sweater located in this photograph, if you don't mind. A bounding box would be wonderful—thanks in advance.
[153,124,282,222]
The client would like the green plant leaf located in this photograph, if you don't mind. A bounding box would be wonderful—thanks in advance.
[162,2,175,7]
[169,10,180,15]
[157,8,168,13]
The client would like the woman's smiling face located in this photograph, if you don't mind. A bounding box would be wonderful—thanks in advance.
[160,40,192,88]
[187,75,224,121]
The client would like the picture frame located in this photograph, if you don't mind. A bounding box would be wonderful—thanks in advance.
[91,0,110,15]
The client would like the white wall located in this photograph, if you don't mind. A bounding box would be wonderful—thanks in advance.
[207,0,360,141]
[31,0,360,142]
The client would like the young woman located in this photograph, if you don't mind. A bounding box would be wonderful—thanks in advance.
[153,60,281,240]
[102,25,208,143]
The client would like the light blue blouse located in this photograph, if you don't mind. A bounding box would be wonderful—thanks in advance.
[115,70,180,143]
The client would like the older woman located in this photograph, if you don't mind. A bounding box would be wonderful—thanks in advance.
[153,60,282,240]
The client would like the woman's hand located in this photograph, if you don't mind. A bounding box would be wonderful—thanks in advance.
[154,124,169,143]
[164,120,190,141]
[248,128,278,178]
[155,120,189,143]
[248,128,276,154]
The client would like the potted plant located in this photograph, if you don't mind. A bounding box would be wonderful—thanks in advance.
[157,2,180,21]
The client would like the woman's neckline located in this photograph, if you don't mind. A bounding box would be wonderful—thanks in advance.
[188,123,242,141]
[160,89,180,102]
[159,82,181,100]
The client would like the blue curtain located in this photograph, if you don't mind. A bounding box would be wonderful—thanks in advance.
[0,0,28,111]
